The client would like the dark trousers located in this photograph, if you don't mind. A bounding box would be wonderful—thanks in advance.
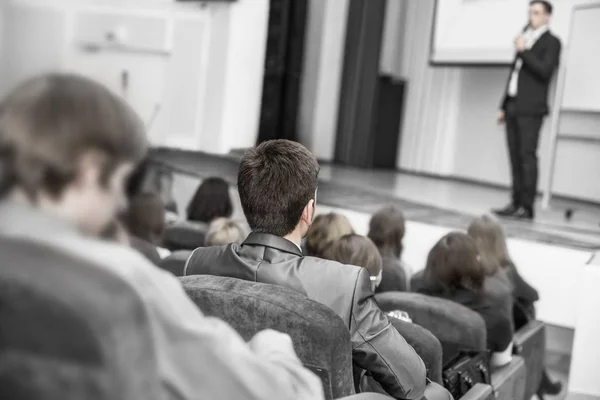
[504,99,544,210]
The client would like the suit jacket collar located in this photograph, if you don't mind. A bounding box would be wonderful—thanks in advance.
[242,232,303,257]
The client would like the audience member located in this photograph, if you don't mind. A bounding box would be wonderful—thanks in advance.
[322,234,382,292]
[305,212,354,257]
[468,214,537,326]
[468,214,562,395]
[187,177,233,224]
[205,217,245,246]
[368,207,410,293]
[417,232,514,367]
[0,74,324,400]
[186,139,453,400]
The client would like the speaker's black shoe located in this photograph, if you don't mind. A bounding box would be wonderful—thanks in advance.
[539,372,562,395]
[512,206,534,220]
[493,203,519,217]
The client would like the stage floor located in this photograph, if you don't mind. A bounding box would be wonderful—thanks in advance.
[151,148,600,252]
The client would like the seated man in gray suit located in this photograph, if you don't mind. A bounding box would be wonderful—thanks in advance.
[185,140,451,400]
[0,74,323,400]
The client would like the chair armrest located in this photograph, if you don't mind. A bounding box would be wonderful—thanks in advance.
[491,355,526,400]
[459,384,495,400]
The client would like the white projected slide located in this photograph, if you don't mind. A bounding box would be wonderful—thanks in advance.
[432,0,534,64]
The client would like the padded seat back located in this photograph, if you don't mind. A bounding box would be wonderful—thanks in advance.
[163,221,207,251]
[375,292,487,365]
[513,320,545,400]
[180,275,354,400]
[0,237,161,400]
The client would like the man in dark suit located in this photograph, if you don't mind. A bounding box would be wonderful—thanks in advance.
[186,140,452,400]
[494,0,561,220]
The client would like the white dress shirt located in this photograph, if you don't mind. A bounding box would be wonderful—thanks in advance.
[508,24,549,97]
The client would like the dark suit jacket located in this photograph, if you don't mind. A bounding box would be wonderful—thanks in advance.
[500,30,562,116]
[185,232,427,400]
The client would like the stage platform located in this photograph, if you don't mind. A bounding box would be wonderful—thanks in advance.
[151,148,600,252]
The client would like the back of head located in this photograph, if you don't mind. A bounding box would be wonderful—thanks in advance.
[306,212,354,257]
[205,218,245,246]
[467,214,512,275]
[238,140,319,237]
[322,234,382,279]
[124,192,166,245]
[0,73,147,201]
[186,177,232,223]
[368,206,406,258]
[425,232,484,294]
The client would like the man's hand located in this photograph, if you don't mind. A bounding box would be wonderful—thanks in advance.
[497,110,505,125]
[249,329,297,358]
[515,35,526,52]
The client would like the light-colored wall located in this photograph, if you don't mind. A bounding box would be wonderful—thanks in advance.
[0,0,269,155]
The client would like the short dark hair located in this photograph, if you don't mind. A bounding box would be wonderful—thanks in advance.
[368,206,406,259]
[0,73,147,200]
[424,232,484,293]
[187,177,233,223]
[238,140,319,237]
[530,0,553,14]
[322,234,382,278]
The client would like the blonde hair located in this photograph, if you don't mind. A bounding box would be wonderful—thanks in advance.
[205,218,245,246]
[467,214,512,275]
[305,212,354,257]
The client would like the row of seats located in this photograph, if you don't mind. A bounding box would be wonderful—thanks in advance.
[157,222,546,400]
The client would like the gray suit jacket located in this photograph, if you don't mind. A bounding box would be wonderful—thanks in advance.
[186,232,427,400]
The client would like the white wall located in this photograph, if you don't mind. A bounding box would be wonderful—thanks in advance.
[0,0,269,155]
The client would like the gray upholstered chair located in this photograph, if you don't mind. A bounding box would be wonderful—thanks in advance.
[159,250,192,276]
[180,275,355,400]
[0,237,162,400]
[163,221,207,251]
[375,292,488,365]
[513,320,545,400]
[375,291,527,400]
[387,317,443,384]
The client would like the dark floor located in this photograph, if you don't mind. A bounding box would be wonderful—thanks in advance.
[150,148,600,251]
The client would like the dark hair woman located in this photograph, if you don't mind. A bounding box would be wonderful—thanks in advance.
[418,232,514,367]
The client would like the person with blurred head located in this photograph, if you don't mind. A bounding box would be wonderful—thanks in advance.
[305,212,354,257]
[418,232,514,367]
[187,139,453,400]
[368,207,410,293]
[205,218,245,247]
[322,234,383,292]
[0,74,324,400]
[495,0,561,220]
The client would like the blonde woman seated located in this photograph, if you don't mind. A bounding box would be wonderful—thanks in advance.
[418,232,514,367]
[205,218,246,247]
[322,234,382,292]
[305,213,354,257]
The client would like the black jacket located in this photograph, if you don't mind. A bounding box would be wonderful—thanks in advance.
[185,232,427,400]
[500,30,562,116]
